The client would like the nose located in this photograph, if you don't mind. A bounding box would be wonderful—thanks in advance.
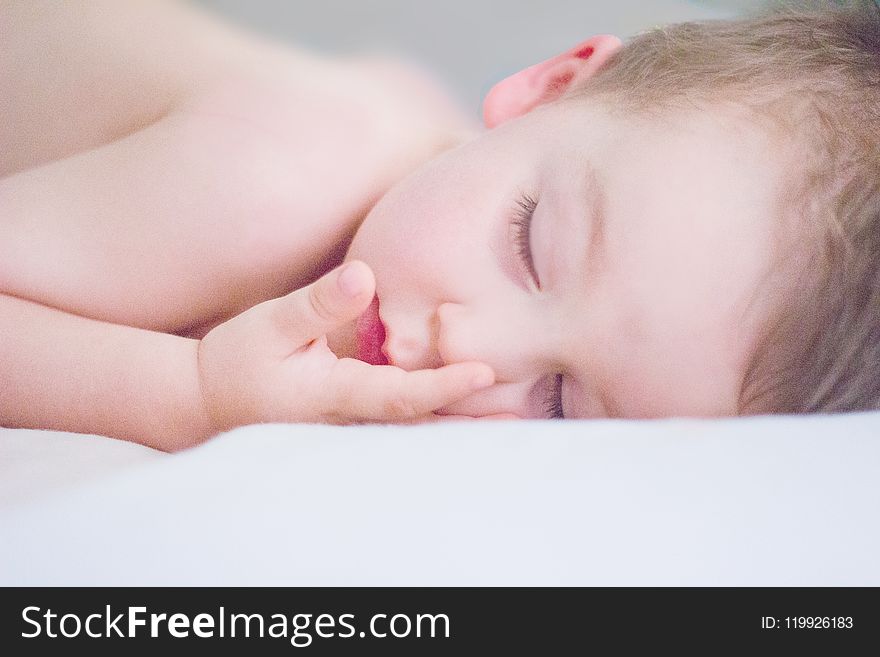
[382,305,443,371]
[384,301,496,371]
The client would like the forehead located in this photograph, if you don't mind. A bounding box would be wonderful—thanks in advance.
[539,105,789,417]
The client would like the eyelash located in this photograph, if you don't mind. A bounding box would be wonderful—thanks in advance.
[510,193,565,419]
[510,193,541,289]
[544,374,565,419]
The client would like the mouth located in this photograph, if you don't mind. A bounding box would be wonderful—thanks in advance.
[355,294,389,366]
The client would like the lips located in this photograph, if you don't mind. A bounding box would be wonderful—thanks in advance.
[355,295,389,366]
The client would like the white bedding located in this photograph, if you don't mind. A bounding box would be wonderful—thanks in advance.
[1,413,878,585]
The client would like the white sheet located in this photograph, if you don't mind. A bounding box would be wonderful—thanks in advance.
[2,413,878,585]
[0,427,164,510]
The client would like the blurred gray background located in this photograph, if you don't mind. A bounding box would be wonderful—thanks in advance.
[195,0,764,118]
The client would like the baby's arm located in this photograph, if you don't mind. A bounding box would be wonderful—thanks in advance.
[0,110,356,333]
[0,116,223,449]
[0,291,210,451]
[0,264,494,451]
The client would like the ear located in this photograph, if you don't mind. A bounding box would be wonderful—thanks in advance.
[482,35,623,129]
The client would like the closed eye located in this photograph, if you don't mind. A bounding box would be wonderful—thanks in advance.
[509,193,540,289]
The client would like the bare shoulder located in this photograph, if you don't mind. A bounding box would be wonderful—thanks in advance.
[0,0,223,175]
[181,45,480,186]
[162,46,480,285]
[327,52,481,167]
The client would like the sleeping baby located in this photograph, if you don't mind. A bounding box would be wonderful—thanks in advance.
[1,0,878,451]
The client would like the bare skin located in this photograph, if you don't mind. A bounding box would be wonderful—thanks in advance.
[0,0,496,450]
[2,3,790,446]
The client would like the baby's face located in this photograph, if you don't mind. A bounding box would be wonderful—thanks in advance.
[328,100,788,418]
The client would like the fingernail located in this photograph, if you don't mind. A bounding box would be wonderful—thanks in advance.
[471,368,495,388]
[337,263,363,297]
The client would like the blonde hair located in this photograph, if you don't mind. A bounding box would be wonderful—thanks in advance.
[565,1,880,414]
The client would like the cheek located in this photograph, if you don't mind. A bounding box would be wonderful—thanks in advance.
[351,186,487,298]
[350,209,444,293]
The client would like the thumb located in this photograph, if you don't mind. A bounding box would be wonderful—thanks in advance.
[271,260,376,346]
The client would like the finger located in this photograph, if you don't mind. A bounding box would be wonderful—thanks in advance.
[270,260,375,346]
[387,413,477,425]
[427,413,480,423]
[405,412,517,425]
[332,359,495,422]
[430,412,520,422]
[378,412,484,425]
[477,413,521,421]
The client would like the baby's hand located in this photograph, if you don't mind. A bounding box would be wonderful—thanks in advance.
[196,261,495,432]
